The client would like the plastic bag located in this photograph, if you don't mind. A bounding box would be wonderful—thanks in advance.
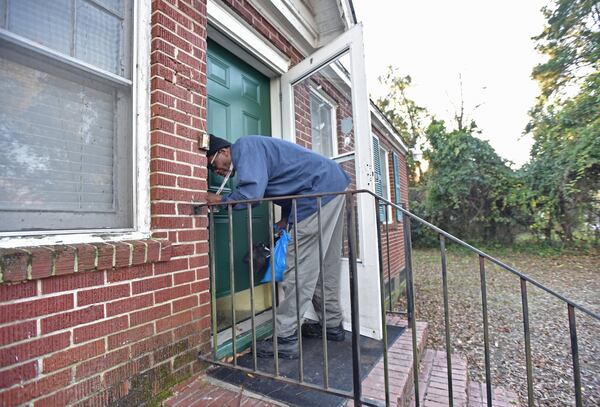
[261,228,290,283]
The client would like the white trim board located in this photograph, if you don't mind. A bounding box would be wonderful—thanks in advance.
[248,0,319,55]
[370,101,409,154]
[207,0,290,76]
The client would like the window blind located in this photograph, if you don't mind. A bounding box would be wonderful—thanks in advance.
[0,0,132,233]
[0,56,116,212]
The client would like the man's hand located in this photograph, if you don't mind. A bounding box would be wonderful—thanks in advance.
[275,217,288,232]
[206,192,222,205]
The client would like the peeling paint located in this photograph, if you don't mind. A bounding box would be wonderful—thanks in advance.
[0,116,50,175]
[78,91,99,145]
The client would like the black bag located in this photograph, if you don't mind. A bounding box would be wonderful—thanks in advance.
[243,242,271,282]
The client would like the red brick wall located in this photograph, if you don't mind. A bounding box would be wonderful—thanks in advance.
[0,0,211,405]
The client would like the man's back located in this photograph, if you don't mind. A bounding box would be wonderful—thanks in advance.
[225,136,350,221]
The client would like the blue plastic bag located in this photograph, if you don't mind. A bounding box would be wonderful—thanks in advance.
[261,228,290,283]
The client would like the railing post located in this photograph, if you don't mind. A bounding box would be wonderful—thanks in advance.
[292,199,304,381]
[267,202,279,376]
[247,204,257,371]
[479,256,492,406]
[568,305,583,407]
[228,204,237,365]
[402,204,420,406]
[384,203,392,312]
[375,198,390,407]
[346,192,362,406]
[317,197,330,389]
[439,235,453,406]
[520,278,535,407]
[208,207,218,361]
[402,204,413,326]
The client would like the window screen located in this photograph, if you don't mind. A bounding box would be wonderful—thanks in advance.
[0,0,132,233]
[310,91,334,157]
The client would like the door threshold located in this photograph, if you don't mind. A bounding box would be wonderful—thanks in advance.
[215,311,273,359]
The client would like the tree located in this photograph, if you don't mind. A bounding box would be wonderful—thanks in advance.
[525,73,600,242]
[375,67,429,184]
[419,120,525,243]
[532,0,600,102]
[525,0,600,243]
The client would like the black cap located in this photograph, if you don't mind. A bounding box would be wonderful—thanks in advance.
[207,134,231,157]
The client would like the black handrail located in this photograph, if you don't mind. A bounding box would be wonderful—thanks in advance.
[195,189,600,320]
[196,189,598,407]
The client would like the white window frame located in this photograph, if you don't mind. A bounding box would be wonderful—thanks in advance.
[308,86,338,158]
[0,0,151,248]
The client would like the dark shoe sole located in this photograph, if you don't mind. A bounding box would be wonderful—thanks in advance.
[255,337,299,360]
[302,323,345,342]
[256,349,299,359]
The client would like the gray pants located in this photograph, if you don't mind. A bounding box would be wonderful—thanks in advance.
[276,194,346,337]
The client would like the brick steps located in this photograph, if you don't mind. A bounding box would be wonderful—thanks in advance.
[164,316,430,407]
[163,319,521,407]
[467,381,520,407]
[406,349,468,407]
[356,316,429,407]
[404,348,521,407]
[163,374,284,407]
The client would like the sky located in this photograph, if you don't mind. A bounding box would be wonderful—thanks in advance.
[352,0,549,168]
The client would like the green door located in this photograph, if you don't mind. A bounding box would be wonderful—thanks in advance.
[207,40,271,331]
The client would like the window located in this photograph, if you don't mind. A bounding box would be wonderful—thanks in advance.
[0,0,135,234]
[309,88,337,157]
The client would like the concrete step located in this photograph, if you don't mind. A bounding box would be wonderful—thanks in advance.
[406,349,468,407]
[467,381,520,407]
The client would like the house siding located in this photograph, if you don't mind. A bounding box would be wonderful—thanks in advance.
[0,1,410,405]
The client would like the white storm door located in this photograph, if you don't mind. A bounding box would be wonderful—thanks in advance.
[280,24,382,339]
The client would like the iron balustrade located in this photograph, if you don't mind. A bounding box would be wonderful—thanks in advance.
[194,189,599,407]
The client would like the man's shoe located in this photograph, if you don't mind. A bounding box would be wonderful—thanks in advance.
[301,321,345,342]
[256,333,299,359]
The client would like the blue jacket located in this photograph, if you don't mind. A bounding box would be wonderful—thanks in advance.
[221,136,350,222]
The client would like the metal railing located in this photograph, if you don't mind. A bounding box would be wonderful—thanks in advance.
[195,189,599,407]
